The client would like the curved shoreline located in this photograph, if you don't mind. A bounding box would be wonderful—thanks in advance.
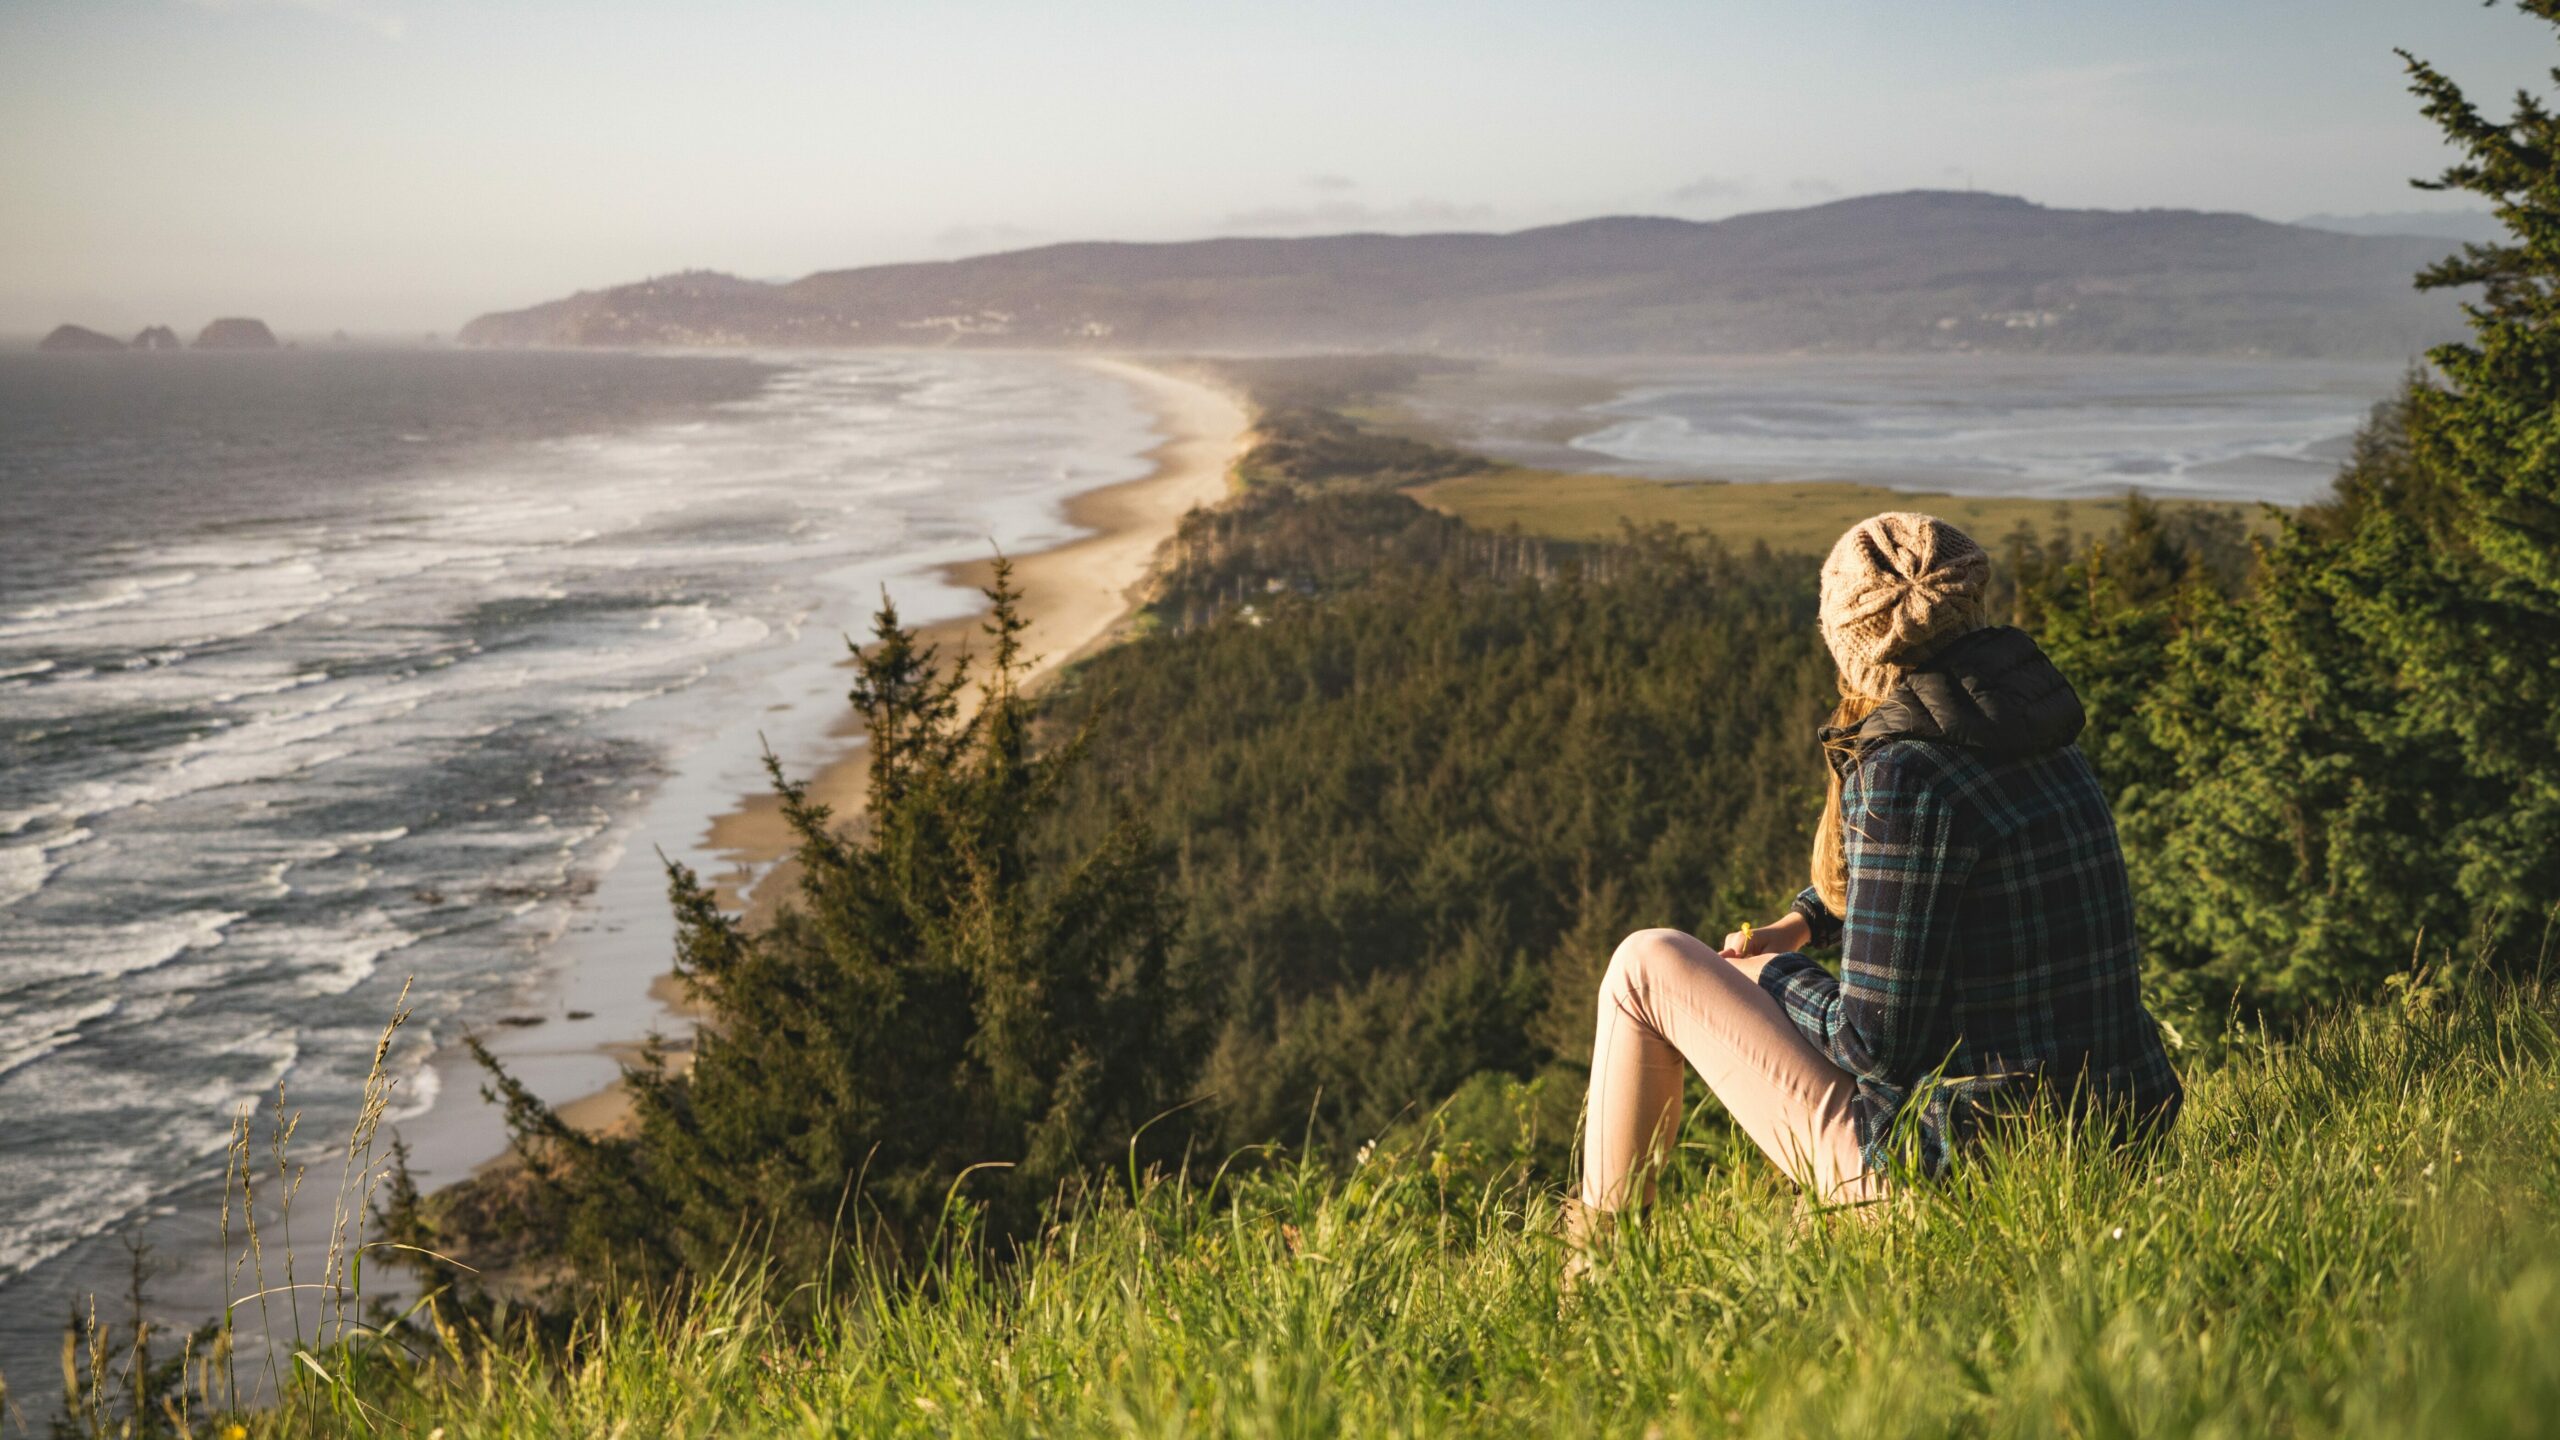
[492,356,1250,1153]
[702,356,1247,921]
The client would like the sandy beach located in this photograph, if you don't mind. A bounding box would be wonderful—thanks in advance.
[513,356,1250,1148]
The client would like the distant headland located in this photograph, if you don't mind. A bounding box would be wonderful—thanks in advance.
[36,324,126,352]
[194,316,279,349]
[32,316,281,351]
[459,190,2466,360]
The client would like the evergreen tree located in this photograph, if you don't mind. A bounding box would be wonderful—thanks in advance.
[2021,7,2560,1019]
[459,560,1192,1291]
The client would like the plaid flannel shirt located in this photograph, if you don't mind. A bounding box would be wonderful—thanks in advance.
[1756,738,2183,1175]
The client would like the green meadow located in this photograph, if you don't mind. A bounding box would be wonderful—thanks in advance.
[1408,468,2266,555]
[184,974,2560,1438]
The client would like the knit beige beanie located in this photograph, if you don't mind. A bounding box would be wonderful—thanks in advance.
[1818,512,1991,699]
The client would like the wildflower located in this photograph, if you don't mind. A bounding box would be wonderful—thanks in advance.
[2110,1226,2125,1241]
[1355,1139,1375,1167]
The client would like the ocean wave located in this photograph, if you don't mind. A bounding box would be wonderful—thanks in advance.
[296,911,424,996]
[0,826,90,909]
[0,804,63,839]
[386,1039,442,1123]
[0,1024,298,1283]
[0,570,199,631]
[0,997,119,1082]
[0,847,45,910]
[199,668,331,705]
[0,907,245,987]
[37,679,412,824]
[3,558,351,656]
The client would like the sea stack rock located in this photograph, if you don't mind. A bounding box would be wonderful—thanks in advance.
[131,325,183,350]
[37,324,126,352]
[193,317,280,349]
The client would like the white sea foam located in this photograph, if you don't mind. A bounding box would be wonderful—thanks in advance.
[0,804,63,838]
[0,570,198,630]
[386,1039,442,1122]
[0,1024,297,1279]
[296,911,424,995]
[1,908,244,986]
[0,998,118,1082]
[208,669,332,705]
[0,845,46,908]
[0,826,90,908]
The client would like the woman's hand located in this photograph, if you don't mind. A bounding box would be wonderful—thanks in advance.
[1720,910,1811,974]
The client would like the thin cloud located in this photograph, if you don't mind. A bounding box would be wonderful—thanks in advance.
[1669,174,1749,204]
[1218,197,1494,234]
[931,222,1044,254]
[1998,60,2181,123]
[1306,174,1358,194]
[179,0,407,40]
[2008,59,2168,100]
[1788,177,1842,199]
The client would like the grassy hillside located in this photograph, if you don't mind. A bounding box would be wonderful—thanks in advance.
[217,976,2560,1437]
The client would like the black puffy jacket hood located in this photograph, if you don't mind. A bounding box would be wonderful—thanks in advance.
[1821,625,2086,770]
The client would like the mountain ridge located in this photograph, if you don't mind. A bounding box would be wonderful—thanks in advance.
[461,190,2460,358]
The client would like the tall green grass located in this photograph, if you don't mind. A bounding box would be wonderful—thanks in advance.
[198,973,2560,1438]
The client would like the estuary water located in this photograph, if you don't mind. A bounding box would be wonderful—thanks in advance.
[1425,354,2408,504]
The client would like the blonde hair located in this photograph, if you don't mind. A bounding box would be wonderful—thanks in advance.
[1810,688,1886,914]
[1809,512,1990,914]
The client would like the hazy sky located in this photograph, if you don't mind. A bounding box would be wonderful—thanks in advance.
[1,0,2549,335]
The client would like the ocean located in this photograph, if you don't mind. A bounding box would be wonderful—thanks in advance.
[0,348,1162,1383]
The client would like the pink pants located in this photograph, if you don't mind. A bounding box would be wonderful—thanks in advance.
[1580,928,1883,1211]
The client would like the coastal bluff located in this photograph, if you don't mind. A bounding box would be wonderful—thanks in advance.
[37,323,124,352]
[195,316,280,348]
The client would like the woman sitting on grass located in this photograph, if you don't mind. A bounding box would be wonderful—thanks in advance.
[1573,512,2183,1242]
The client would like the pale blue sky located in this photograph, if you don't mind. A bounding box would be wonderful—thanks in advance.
[1,0,2548,334]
